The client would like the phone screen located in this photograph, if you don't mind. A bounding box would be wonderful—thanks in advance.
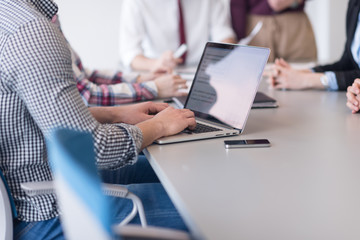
[224,139,270,148]
[225,139,269,145]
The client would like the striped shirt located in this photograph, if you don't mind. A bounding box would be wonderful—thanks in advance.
[0,0,142,222]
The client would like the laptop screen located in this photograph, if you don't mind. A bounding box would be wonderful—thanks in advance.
[185,42,270,130]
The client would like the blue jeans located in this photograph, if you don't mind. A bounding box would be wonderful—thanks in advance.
[14,156,188,240]
[99,155,160,184]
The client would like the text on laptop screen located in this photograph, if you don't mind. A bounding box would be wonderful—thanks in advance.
[185,44,269,130]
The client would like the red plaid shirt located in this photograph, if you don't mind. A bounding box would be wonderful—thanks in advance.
[72,48,158,106]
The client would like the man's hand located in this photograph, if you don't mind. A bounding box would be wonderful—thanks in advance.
[346,79,360,113]
[115,102,169,125]
[137,72,159,83]
[155,74,188,98]
[268,58,324,90]
[150,106,196,136]
[136,106,196,149]
[151,51,183,73]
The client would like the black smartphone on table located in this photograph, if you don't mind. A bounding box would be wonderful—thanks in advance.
[224,139,270,149]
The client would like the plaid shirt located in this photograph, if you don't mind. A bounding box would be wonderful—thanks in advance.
[72,47,158,106]
[0,0,142,222]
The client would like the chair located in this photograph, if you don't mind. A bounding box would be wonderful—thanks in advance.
[0,169,17,240]
[20,128,190,240]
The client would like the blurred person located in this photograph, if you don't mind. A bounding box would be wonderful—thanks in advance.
[53,16,188,106]
[72,45,188,106]
[119,0,236,73]
[231,0,317,62]
[268,0,360,91]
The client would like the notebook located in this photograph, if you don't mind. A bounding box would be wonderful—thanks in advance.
[252,92,278,108]
[155,42,270,144]
[173,91,278,109]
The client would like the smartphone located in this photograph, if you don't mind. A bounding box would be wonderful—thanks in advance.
[224,139,270,149]
[173,44,188,58]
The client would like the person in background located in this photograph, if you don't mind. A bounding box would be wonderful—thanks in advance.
[268,0,360,92]
[0,0,196,239]
[52,16,188,106]
[119,0,236,73]
[72,45,188,106]
[230,0,317,62]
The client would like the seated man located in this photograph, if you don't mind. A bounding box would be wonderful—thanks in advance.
[73,46,188,106]
[268,0,360,91]
[119,0,236,73]
[53,16,188,106]
[0,0,196,239]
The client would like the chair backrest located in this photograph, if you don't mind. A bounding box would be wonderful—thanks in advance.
[47,128,114,240]
[0,169,17,240]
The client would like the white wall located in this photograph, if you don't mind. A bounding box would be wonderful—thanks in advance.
[57,0,123,70]
[305,0,347,64]
[57,0,348,70]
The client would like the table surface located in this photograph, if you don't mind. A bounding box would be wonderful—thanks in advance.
[144,83,360,240]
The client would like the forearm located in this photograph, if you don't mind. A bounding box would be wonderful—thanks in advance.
[304,73,325,89]
[136,119,164,149]
[131,55,157,72]
[77,79,157,106]
[89,105,144,124]
[89,107,119,124]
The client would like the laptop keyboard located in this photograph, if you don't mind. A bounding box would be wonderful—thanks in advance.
[182,122,222,134]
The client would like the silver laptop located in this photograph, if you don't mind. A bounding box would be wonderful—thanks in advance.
[156,42,270,144]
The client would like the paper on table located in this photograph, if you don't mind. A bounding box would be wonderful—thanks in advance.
[174,44,188,58]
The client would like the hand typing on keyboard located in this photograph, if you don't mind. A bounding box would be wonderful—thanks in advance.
[183,122,222,134]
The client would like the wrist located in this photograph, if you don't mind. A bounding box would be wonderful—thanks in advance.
[137,119,165,148]
[108,106,125,124]
[303,73,325,89]
[311,73,327,89]
[320,74,329,89]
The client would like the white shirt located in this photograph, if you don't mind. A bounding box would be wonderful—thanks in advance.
[119,0,235,68]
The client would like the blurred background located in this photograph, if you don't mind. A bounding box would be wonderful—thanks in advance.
[57,0,347,70]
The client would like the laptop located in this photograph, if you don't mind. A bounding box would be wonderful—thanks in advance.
[155,42,270,144]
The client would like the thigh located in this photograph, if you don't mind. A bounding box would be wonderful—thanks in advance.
[99,155,159,184]
[276,12,317,62]
[247,14,277,62]
[109,183,189,231]
[14,217,64,240]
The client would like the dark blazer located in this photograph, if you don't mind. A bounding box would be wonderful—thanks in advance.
[313,0,360,90]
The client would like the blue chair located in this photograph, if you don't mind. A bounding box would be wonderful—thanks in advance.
[20,128,190,240]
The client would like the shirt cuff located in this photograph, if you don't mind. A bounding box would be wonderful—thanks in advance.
[324,71,339,91]
[122,72,140,83]
[121,124,143,153]
[143,81,158,97]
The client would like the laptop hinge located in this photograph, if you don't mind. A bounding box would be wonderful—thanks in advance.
[196,117,241,131]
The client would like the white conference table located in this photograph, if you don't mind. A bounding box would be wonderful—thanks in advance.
[144,82,360,240]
